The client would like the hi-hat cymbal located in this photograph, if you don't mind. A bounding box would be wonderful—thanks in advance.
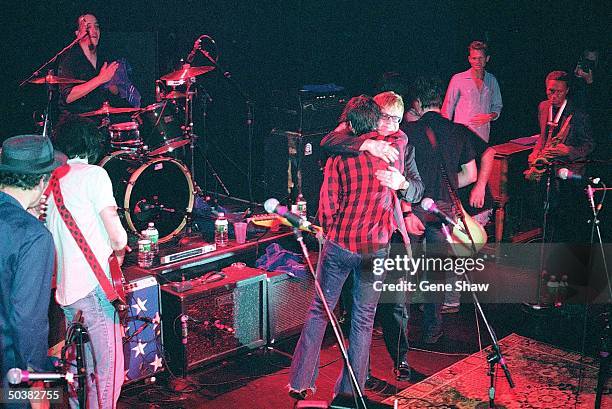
[163,90,196,99]
[79,102,141,117]
[160,65,215,82]
[29,75,85,85]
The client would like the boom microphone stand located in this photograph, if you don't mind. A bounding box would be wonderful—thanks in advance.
[441,224,515,409]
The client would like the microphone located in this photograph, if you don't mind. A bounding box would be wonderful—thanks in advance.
[186,37,202,64]
[7,368,73,384]
[420,198,459,228]
[557,168,601,184]
[264,198,319,234]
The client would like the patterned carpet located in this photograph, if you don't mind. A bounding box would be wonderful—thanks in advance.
[383,333,611,409]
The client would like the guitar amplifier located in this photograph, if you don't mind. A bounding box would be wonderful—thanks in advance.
[160,266,267,373]
[266,270,316,344]
[122,271,164,384]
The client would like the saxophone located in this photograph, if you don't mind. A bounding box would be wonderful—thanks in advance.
[524,114,573,182]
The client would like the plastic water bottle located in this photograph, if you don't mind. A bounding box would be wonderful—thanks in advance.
[137,238,153,268]
[145,222,159,254]
[296,193,307,220]
[215,212,229,247]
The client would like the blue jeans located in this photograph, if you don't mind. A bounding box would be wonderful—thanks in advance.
[289,240,388,396]
[62,286,124,409]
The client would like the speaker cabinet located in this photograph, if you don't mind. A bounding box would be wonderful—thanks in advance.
[160,266,267,373]
[264,129,326,214]
[266,270,315,344]
[122,272,164,384]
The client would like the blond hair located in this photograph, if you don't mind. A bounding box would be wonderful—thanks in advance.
[373,91,404,115]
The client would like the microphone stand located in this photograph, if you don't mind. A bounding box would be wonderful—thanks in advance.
[584,182,611,409]
[62,310,89,409]
[441,224,515,409]
[292,228,380,409]
[20,34,87,137]
[198,43,255,207]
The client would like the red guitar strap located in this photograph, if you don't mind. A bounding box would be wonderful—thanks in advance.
[48,166,120,304]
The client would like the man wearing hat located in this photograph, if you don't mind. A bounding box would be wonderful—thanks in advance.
[0,135,66,407]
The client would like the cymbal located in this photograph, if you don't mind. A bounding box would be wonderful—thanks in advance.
[29,75,85,85]
[79,103,141,117]
[163,91,196,99]
[160,65,215,82]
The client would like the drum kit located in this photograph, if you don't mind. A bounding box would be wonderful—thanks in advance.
[27,63,217,243]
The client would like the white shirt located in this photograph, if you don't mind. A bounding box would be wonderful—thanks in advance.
[442,69,503,143]
[47,158,118,306]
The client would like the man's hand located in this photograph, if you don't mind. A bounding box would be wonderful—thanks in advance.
[360,139,399,163]
[469,184,486,208]
[541,143,571,158]
[97,61,119,84]
[575,66,593,84]
[375,166,407,190]
[404,213,425,235]
[469,113,495,127]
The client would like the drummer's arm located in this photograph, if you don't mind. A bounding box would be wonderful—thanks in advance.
[66,61,119,104]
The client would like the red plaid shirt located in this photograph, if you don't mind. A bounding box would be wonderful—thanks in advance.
[318,130,407,254]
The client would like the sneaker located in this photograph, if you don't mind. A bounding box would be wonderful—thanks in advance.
[441,304,460,314]
[394,362,411,381]
[289,389,307,400]
[423,329,443,344]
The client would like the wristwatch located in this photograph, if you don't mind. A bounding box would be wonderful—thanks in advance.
[400,180,409,190]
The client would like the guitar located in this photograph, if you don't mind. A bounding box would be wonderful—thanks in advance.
[108,254,128,314]
[447,203,488,257]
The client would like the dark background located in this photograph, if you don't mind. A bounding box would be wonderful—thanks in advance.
[0,0,609,201]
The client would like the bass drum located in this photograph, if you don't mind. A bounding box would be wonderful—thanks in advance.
[99,151,194,243]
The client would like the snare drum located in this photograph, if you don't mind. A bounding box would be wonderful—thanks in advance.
[132,101,189,156]
[109,122,142,149]
[99,151,194,242]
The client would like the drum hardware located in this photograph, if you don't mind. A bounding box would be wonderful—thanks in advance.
[79,101,141,117]
[99,151,194,243]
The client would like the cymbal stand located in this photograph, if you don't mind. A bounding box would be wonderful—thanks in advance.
[20,33,87,87]
[20,33,88,137]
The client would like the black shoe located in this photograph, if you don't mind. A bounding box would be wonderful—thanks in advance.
[288,389,307,400]
[423,329,443,344]
[364,375,385,391]
[394,362,411,381]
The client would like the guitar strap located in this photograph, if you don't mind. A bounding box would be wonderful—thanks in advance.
[424,126,478,253]
[47,166,121,305]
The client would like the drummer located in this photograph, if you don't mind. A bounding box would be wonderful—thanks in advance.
[57,13,139,119]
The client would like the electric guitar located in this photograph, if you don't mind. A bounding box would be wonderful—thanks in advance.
[447,203,488,257]
[108,254,128,314]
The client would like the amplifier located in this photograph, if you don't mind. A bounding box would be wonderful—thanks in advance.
[272,88,346,132]
[122,271,164,384]
[160,266,267,373]
[266,270,315,344]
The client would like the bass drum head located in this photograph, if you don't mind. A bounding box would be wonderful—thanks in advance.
[99,152,194,242]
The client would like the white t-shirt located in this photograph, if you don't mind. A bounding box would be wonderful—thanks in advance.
[47,159,118,306]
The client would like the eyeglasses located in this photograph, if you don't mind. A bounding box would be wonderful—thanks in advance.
[380,113,402,123]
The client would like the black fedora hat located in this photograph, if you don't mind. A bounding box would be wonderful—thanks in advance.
[0,135,67,174]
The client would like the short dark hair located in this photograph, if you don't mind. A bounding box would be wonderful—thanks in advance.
[53,115,105,163]
[468,40,489,55]
[0,172,50,190]
[412,76,444,109]
[339,95,380,135]
[545,70,570,84]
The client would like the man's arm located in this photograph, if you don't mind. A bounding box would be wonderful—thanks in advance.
[12,230,55,372]
[398,145,424,202]
[318,157,340,233]
[469,147,495,208]
[321,126,399,163]
[62,61,119,104]
[441,76,459,120]
[490,76,503,119]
